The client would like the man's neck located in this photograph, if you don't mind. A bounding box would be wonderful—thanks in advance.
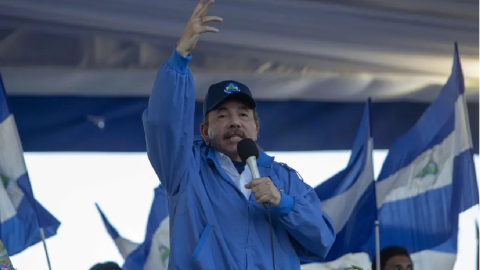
[214,149,242,163]
[227,154,242,162]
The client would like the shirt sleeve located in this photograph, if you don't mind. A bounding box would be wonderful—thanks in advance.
[277,167,336,260]
[142,46,197,197]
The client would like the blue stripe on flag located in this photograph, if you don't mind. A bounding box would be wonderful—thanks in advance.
[123,184,169,270]
[378,44,464,180]
[312,99,376,262]
[451,149,479,216]
[1,174,60,255]
[322,183,376,261]
[372,43,478,259]
[143,185,169,252]
[317,100,372,201]
[95,203,120,240]
[122,243,146,269]
[0,79,61,255]
[432,228,458,254]
[375,185,454,254]
[0,73,10,122]
[16,174,61,234]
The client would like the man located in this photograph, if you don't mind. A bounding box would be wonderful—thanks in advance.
[371,246,413,270]
[143,0,335,269]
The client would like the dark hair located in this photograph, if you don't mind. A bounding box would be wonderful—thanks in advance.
[90,262,121,270]
[372,246,411,270]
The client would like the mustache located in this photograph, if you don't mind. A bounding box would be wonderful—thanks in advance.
[223,129,246,139]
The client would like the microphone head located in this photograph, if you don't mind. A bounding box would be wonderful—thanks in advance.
[237,138,259,162]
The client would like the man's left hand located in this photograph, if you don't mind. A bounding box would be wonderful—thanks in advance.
[245,177,281,207]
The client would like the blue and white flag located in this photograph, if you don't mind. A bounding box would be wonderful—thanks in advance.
[95,203,140,259]
[123,184,170,270]
[372,43,479,265]
[314,99,376,262]
[0,72,60,255]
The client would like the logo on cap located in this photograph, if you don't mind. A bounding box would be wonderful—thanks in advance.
[224,83,240,94]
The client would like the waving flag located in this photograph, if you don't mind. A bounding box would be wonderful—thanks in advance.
[371,43,479,265]
[95,203,140,259]
[313,99,376,262]
[97,185,170,270]
[123,184,170,270]
[0,72,60,255]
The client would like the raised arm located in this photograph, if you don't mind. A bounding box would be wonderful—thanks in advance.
[142,0,222,196]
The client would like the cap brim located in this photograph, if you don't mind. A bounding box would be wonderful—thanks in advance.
[208,92,256,114]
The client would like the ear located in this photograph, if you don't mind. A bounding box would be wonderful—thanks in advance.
[200,122,210,142]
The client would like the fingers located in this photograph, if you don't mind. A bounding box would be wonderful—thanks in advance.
[202,16,223,24]
[197,0,215,17]
[250,178,264,187]
[245,179,268,190]
[245,181,265,195]
[200,25,219,34]
[256,194,273,204]
[252,188,269,199]
[192,0,207,16]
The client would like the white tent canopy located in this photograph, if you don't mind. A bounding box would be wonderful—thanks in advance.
[0,0,478,102]
[0,0,478,153]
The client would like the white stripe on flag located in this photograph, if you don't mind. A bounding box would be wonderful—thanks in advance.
[321,138,374,232]
[410,250,456,270]
[0,181,16,222]
[0,115,27,180]
[144,216,170,270]
[0,115,26,222]
[114,237,140,259]
[376,96,471,208]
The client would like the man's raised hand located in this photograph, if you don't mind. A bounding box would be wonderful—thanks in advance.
[176,0,222,57]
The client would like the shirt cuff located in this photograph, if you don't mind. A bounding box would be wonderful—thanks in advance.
[272,193,294,216]
[167,45,192,73]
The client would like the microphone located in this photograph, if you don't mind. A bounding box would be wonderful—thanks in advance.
[237,138,266,208]
[237,138,260,179]
[237,138,276,270]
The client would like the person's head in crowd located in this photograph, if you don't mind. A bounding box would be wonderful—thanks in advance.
[89,261,121,270]
[371,246,413,270]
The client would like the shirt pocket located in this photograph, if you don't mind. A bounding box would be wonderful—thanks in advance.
[192,224,212,263]
[191,225,238,270]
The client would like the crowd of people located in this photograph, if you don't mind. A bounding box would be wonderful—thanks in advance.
[0,244,414,270]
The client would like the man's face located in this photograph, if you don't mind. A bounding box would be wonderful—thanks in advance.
[384,255,413,270]
[200,99,258,161]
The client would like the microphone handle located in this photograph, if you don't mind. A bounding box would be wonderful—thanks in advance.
[246,156,268,209]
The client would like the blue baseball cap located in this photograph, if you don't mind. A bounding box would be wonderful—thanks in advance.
[203,80,256,117]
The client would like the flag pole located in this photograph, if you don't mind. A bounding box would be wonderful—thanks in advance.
[369,99,380,270]
[23,157,54,270]
[375,220,381,270]
[23,158,54,270]
[39,228,53,270]
[476,217,479,270]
